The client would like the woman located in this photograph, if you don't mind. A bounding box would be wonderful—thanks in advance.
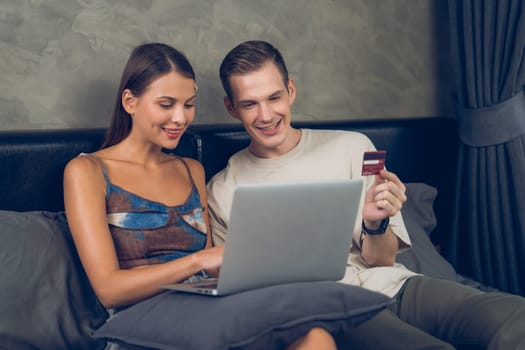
[63,42,336,350]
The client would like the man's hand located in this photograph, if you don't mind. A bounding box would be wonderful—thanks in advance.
[362,168,406,230]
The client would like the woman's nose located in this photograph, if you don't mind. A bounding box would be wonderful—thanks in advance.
[171,106,185,123]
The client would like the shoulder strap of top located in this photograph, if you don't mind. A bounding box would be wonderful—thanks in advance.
[80,153,198,195]
[174,155,198,190]
[79,153,111,184]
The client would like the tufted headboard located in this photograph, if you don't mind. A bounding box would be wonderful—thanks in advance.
[0,117,458,248]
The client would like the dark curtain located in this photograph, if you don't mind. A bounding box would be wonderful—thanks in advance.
[448,0,525,295]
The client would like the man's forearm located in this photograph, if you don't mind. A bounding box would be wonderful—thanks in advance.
[359,226,399,266]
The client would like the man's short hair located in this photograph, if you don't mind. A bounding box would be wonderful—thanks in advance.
[219,40,289,102]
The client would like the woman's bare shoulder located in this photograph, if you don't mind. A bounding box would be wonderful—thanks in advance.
[179,157,205,178]
[63,153,109,193]
[180,156,204,169]
[64,153,101,175]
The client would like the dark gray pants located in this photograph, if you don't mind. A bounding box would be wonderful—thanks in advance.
[337,276,525,349]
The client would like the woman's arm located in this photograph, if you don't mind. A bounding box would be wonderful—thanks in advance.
[63,156,222,308]
[184,158,221,276]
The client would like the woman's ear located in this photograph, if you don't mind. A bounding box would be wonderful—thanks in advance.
[122,89,136,115]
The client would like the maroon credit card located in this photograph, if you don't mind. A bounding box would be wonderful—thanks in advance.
[361,150,387,176]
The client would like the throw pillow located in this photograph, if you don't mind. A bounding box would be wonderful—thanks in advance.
[0,210,108,350]
[396,183,458,280]
[94,281,392,350]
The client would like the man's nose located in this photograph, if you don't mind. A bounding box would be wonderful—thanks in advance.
[258,102,273,121]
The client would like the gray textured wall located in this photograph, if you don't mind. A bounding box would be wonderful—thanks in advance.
[0,0,452,130]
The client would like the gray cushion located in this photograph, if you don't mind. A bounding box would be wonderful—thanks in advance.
[396,183,458,280]
[93,282,392,350]
[0,210,107,350]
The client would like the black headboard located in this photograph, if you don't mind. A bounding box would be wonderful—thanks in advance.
[0,117,458,248]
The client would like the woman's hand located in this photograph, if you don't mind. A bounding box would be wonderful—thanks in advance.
[195,245,224,271]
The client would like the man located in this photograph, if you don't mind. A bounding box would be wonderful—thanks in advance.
[207,40,525,349]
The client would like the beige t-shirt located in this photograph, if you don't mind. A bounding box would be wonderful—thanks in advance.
[207,129,417,297]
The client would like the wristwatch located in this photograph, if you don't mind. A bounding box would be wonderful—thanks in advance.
[361,217,390,235]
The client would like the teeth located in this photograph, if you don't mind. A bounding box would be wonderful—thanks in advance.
[260,122,279,130]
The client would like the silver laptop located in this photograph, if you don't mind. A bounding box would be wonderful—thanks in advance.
[162,179,363,296]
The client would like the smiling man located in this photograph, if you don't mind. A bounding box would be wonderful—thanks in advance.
[223,59,301,158]
[206,40,525,349]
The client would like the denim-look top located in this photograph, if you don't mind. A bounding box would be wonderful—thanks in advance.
[84,154,207,269]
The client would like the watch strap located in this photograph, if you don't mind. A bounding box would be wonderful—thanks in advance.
[361,217,389,235]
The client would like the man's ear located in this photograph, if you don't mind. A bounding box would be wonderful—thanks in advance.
[223,96,240,120]
[122,89,136,115]
[287,78,297,106]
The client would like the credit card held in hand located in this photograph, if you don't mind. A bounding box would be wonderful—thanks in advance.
[361,151,387,176]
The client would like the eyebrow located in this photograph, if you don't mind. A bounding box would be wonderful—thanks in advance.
[156,95,197,103]
[236,89,285,106]
[269,90,285,99]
